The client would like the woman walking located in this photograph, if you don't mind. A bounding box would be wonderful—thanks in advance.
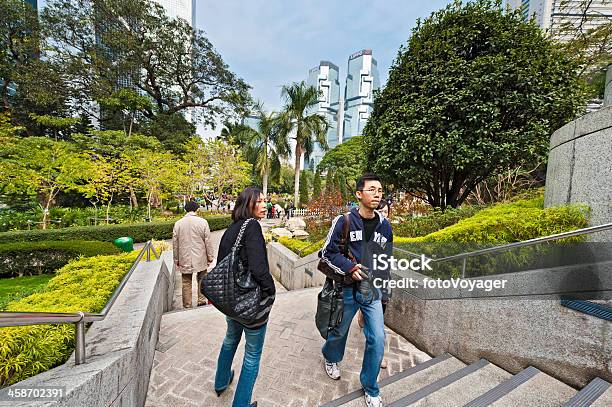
[213,187,276,407]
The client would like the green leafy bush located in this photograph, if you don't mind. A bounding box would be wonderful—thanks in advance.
[0,216,232,244]
[0,205,171,232]
[278,237,324,258]
[0,251,139,387]
[0,241,120,278]
[395,196,588,245]
[394,197,589,278]
[392,205,483,238]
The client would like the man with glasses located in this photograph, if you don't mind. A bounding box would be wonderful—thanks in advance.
[320,173,393,407]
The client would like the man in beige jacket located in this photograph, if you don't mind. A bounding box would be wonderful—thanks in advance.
[172,201,215,308]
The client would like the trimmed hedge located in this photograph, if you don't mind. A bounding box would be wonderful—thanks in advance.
[394,196,588,245]
[0,251,139,387]
[393,205,483,238]
[0,215,232,244]
[394,197,589,278]
[0,241,120,278]
[278,237,324,257]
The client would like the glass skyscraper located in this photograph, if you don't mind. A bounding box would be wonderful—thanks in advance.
[305,61,341,170]
[342,49,380,141]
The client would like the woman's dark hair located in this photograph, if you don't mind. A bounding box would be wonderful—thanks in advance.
[377,199,390,216]
[232,187,263,221]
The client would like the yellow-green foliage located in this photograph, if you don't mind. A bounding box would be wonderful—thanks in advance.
[395,196,588,245]
[278,237,324,257]
[0,251,138,387]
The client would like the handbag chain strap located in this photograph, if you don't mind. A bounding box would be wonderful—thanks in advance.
[232,218,253,250]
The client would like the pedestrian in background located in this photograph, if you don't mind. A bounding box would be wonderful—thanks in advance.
[172,201,215,308]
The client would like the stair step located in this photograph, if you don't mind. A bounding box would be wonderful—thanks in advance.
[388,359,511,406]
[490,371,576,407]
[564,377,611,407]
[320,353,464,407]
[560,299,612,321]
[464,366,541,407]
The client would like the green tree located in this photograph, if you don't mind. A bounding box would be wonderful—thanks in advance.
[364,0,585,210]
[0,0,40,110]
[99,88,154,138]
[140,112,197,154]
[324,168,336,195]
[0,137,93,227]
[42,0,251,127]
[182,138,252,198]
[312,170,322,198]
[299,170,311,208]
[234,104,290,196]
[318,136,366,192]
[28,113,79,140]
[279,81,329,207]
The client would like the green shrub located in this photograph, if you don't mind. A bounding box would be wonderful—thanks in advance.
[395,196,588,245]
[0,216,232,244]
[0,205,170,232]
[278,237,324,257]
[394,197,589,278]
[0,241,120,278]
[0,251,139,387]
[393,205,483,238]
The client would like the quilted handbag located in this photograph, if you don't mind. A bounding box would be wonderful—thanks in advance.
[201,219,263,325]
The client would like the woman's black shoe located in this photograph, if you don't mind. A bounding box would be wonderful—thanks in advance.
[214,370,234,397]
[249,402,257,407]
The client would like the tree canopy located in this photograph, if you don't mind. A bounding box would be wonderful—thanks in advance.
[363,0,586,210]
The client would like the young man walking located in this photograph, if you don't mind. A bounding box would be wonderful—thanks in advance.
[172,201,215,308]
[320,174,393,407]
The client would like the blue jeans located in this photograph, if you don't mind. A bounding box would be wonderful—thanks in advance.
[214,317,267,407]
[322,286,385,397]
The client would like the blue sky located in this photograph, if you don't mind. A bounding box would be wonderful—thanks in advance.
[195,0,454,121]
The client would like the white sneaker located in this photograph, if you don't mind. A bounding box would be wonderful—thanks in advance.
[364,393,383,407]
[324,360,341,380]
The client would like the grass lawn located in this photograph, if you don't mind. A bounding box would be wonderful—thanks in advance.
[0,274,54,310]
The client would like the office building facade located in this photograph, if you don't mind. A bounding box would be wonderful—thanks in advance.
[506,0,612,41]
[305,61,341,170]
[342,49,379,142]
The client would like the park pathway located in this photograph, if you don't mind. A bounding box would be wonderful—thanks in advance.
[144,217,428,407]
[145,289,427,407]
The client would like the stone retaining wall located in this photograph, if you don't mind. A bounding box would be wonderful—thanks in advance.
[267,242,325,290]
[385,268,612,388]
[2,251,175,407]
[544,106,612,242]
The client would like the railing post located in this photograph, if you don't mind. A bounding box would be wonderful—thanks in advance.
[146,242,151,262]
[461,257,467,279]
[75,313,86,365]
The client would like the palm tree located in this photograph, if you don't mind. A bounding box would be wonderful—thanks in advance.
[280,81,328,207]
[236,104,290,196]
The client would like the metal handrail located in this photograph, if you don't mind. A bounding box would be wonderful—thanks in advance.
[0,241,160,365]
[394,222,612,277]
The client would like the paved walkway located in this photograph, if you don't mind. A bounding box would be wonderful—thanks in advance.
[145,289,429,407]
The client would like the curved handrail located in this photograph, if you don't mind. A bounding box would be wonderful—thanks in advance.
[0,241,160,364]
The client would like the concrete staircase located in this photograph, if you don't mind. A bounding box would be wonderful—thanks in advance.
[321,353,611,407]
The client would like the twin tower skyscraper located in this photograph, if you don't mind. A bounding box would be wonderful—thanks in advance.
[305,49,380,170]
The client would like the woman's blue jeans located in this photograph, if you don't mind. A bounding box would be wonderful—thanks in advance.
[214,317,267,407]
